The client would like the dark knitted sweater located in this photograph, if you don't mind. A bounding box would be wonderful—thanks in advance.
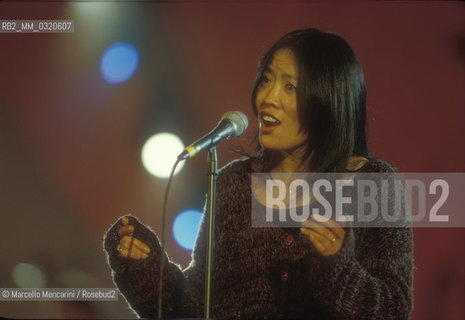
[104,158,413,319]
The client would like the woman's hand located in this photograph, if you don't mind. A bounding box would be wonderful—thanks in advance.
[300,216,345,256]
[117,217,150,260]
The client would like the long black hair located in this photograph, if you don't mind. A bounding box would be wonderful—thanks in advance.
[251,28,370,172]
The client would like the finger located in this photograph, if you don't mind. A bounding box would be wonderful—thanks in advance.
[120,235,132,249]
[312,213,347,227]
[132,238,151,253]
[118,225,134,238]
[118,248,148,260]
[300,228,326,253]
[301,219,337,242]
[120,236,150,253]
[131,250,148,260]
[128,236,135,257]
[122,217,129,226]
[311,217,345,239]
[329,224,345,240]
[308,229,333,252]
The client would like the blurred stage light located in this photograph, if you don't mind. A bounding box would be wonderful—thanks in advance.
[12,263,46,288]
[55,269,100,288]
[100,42,139,83]
[72,2,118,15]
[141,133,185,178]
[173,209,203,250]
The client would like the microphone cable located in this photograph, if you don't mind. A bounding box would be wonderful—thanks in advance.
[158,158,181,319]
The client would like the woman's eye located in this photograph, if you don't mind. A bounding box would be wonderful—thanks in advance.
[286,83,296,91]
[260,75,271,84]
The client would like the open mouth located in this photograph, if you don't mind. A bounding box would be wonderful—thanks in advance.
[260,112,281,127]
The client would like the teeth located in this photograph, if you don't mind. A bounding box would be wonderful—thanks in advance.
[263,115,277,122]
[261,113,280,126]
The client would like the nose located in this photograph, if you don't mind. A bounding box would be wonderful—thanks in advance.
[261,82,281,108]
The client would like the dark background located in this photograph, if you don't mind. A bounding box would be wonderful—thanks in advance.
[0,1,464,319]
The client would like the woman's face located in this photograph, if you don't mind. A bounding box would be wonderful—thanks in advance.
[255,48,307,154]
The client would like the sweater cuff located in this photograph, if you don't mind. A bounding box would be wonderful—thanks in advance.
[103,215,165,274]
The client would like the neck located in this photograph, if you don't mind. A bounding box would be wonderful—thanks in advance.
[271,147,310,173]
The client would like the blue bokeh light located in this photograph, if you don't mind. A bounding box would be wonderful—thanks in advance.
[173,209,203,250]
[100,42,139,83]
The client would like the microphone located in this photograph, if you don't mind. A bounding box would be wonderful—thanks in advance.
[177,111,248,160]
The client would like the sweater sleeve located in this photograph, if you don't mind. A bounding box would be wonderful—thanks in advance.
[306,159,413,320]
[307,226,413,319]
[103,215,204,318]
[102,159,244,318]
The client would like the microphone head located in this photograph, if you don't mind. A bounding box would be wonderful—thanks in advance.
[222,111,248,137]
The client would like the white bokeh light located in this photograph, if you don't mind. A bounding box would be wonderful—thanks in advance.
[12,263,46,288]
[141,133,185,178]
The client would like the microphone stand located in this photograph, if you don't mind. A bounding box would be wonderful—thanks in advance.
[204,146,217,319]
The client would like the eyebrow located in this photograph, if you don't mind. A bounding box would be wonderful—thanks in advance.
[264,66,297,81]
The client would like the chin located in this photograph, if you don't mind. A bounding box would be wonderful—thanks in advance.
[258,136,275,150]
